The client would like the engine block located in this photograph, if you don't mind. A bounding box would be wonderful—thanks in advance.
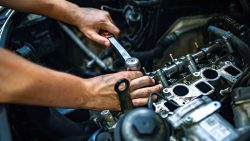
[150,40,243,118]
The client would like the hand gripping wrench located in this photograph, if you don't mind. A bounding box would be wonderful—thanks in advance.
[100,31,141,71]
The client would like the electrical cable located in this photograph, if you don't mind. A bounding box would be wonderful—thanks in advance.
[147,93,179,110]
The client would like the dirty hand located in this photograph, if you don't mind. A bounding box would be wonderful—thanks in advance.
[86,71,162,111]
[74,7,120,47]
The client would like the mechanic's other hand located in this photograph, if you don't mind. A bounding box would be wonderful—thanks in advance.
[86,71,142,111]
[130,76,163,106]
[74,8,120,47]
[86,71,162,111]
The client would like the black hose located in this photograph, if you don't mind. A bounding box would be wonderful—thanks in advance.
[147,93,179,110]
[127,0,161,7]
[204,16,242,44]
[131,32,180,61]
[208,26,250,65]
[207,16,241,35]
[130,22,206,62]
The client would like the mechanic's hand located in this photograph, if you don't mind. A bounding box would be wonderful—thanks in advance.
[130,76,162,106]
[74,8,120,47]
[86,71,162,111]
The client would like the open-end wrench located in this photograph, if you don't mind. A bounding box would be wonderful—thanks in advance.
[100,31,141,71]
[114,78,134,113]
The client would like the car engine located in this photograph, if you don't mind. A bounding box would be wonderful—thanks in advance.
[1,0,250,141]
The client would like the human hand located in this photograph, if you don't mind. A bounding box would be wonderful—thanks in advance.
[130,76,163,106]
[74,7,120,46]
[85,71,162,111]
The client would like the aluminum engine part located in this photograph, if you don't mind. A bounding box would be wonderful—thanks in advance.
[100,110,117,130]
[163,61,242,106]
[168,96,239,141]
[153,61,242,118]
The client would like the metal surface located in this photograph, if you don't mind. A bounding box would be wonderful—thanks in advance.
[109,37,131,61]
[156,69,169,87]
[125,57,141,71]
[100,110,117,128]
[0,106,12,141]
[186,54,198,73]
[162,79,214,106]
[168,96,238,141]
[168,97,210,127]
[101,110,115,123]
[0,10,15,41]
[187,101,221,123]
[148,42,221,80]
[153,61,242,117]
[101,31,141,71]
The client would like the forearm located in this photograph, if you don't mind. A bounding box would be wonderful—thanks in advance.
[0,48,92,109]
[0,0,80,26]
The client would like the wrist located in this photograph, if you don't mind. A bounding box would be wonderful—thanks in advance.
[38,0,81,28]
[78,77,97,109]
[67,4,82,27]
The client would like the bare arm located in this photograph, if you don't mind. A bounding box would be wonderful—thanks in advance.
[0,48,94,109]
[0,49,161,110]
[0,0,80,26]
[0,0,119,46]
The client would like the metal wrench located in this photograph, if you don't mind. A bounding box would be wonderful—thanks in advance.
[100,31,141,71]
[114,78,134,112]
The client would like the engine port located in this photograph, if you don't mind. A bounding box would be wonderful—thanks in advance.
[195,81,213,93]
[202,68,219,80]
[224,66,241,76]
[173,85,189,96]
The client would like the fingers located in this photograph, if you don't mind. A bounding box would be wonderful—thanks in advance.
[130,76,155,91]
[83,21,120,47]
[85,30,111,47]
[130,84,163,99]
[132,98,148,107]
[78,8,120,46]
[86,10,119,46]
[83,10,119,46]
[102,21,120,37]
[118,71,143,81]
[132,95,158,107]
[100,9,120,37]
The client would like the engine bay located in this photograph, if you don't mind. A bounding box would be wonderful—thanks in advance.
[1,0,250,141]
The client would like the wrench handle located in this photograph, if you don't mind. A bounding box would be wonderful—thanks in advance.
[114,79,134,112]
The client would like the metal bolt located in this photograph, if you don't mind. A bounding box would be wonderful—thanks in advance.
[101,110,114,123]
[125,57,141,71]
[184,116,193,125]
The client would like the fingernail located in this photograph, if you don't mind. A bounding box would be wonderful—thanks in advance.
[151,78,155,84]
[159,84,163,89]
[104,41,110,47]
[152,95,158,101]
